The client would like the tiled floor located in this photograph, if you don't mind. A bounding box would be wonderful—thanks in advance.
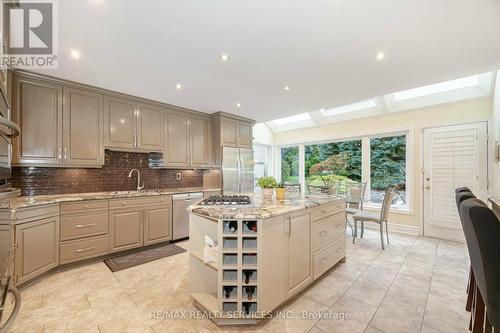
[4,229,471,333]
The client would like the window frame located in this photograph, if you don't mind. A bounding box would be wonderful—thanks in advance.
[276,127,413,212]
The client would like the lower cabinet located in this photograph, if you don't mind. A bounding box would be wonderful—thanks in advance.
[286,212,313,298]
[109,208,144,252]
[109,196,173,252]
[144,204,172,246]
[15,216,60,284]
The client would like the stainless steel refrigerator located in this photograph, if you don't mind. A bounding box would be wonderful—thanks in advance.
[222,147,254,194]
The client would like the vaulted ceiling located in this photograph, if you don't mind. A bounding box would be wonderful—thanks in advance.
[36,0,500,122]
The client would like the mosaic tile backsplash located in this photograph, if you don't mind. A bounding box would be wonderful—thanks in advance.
[12,150,205,196]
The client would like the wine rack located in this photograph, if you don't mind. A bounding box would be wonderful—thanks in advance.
[220,219,259,317]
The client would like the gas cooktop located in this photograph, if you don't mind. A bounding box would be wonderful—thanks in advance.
[198,195,251,206]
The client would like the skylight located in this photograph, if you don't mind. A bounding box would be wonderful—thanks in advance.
[273,112,312,125]
[321,99,377,117]
[393,75,480,101]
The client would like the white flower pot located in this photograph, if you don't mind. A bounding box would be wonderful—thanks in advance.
[261,188,274,199]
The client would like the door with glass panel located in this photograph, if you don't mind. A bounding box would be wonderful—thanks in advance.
[423,122,487,242]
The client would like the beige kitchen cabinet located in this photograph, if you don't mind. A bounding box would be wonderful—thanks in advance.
[164,110,211,168]
[15,216,60,284]
[12,74,105,167]
[189,115,212,167]
[109,207,143,252]
[63,87,104,166]
[285,212,313,298]
[12,74,63,165]
[164,110,190,167]
[103,96,136,149]
[221,117,238,147]
[143,204,172,245]
[211,113,255,167]
[137,103,164,151]
[238,122,252,148]
[104,96,163,152]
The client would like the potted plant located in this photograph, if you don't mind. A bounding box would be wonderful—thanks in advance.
[275,181,286,200]
[257,176,277,199]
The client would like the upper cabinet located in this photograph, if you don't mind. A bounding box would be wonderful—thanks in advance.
[12,74,103,167]
[212,113,255,167]
[63,87,104,166]
[12,75,64,166]
[189,115,212,168]
[163,110,211,168]
[104,97,163,152]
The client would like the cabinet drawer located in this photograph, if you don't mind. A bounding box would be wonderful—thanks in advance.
[311,201,345,222]
[312,212,346,251]
[60,235,108,264]
[60,200,108,214]
[313,236,346,279]
[109,196,171,209]
[60,212,108,240]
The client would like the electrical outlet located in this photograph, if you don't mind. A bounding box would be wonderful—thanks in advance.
[176,173,182,180]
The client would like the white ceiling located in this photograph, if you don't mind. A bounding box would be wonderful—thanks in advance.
[36,0,500,122]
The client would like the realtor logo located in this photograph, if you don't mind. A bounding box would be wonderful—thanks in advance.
[1,0,58,69]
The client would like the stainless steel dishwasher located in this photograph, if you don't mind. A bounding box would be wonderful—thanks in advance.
[172,192,203,241]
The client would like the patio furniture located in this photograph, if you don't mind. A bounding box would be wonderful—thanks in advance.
[307,184,337,195]
[284,183,301,193]
[352,186,395,249]
[345,182,367,236]
[460,198,500,332]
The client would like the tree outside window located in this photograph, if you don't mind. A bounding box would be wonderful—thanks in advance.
[281,146,299,183]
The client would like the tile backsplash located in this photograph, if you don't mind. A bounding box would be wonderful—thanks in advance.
[12,150,206,196]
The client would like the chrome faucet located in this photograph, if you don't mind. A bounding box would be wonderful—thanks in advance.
[128,169,144,190]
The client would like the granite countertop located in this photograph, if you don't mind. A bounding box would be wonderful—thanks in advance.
[188,193,345,220]
[6,187,221,210]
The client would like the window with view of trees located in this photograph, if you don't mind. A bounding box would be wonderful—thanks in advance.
[370,135,406,207]
[305,140,362,193]
[281,146,299,183]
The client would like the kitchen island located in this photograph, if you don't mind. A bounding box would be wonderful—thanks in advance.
[188,194,346,325]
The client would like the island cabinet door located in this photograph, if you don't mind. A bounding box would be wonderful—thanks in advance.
[286,212,313,298]
[109,208,143,252]
[143,204,172,246]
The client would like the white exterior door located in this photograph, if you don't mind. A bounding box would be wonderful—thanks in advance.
[423,122,488,242]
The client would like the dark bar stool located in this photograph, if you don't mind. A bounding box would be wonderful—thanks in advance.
[456,186,472,194]
[455,190,477,313]
[460,199,500,332]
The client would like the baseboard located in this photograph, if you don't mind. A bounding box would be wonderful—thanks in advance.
[361,222,421,236]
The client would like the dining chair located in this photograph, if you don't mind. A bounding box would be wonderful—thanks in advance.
[345,182,367,236]
[460,198,500,332]
[284,183,301,193]
[352,186,395,249]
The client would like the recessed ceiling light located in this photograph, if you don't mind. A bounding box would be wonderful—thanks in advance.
[220,53,230,62]
[284,86,290,91]
[175,83,183,90]
[376,51,386,61]
[236,103,241,108]
[70,49,81,60]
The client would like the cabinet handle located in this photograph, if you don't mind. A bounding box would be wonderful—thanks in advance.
[75,247,95,253]
[58,147,62,160]
[84,204,89,209]
[64,147,67,160]
[285,216,291,235]
[75,223,96,228]
[321,209,327,214]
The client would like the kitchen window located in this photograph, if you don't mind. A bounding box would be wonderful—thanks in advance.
[304,140,362,193]
[277,131,410,210]
[368,134,407,209]
[254,143,272,190]
[280,146,299,184]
